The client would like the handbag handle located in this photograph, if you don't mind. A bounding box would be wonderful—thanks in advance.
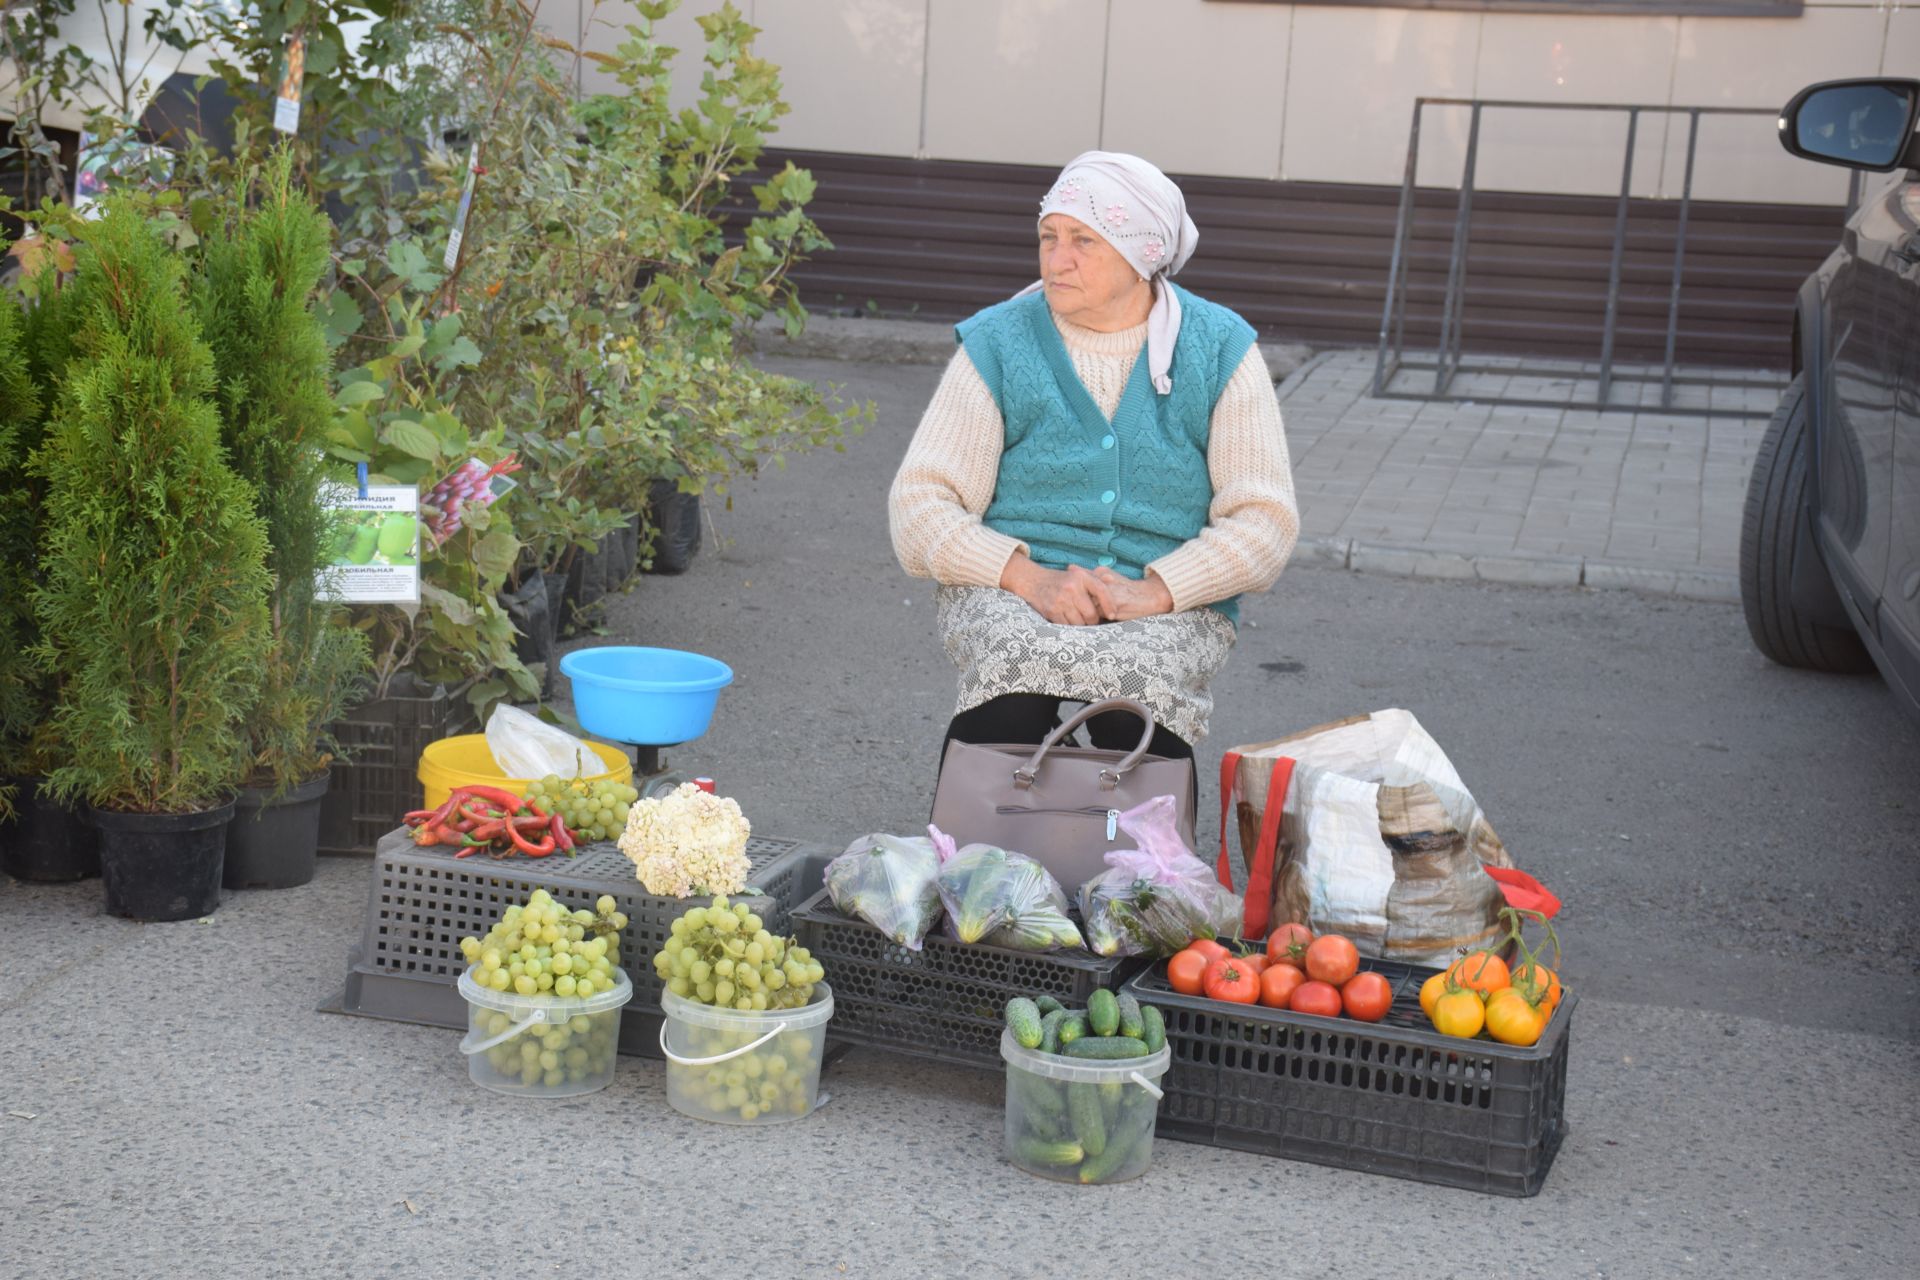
[1013,697,1157,790]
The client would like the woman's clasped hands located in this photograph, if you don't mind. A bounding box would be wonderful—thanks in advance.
[1000,553,1174,626]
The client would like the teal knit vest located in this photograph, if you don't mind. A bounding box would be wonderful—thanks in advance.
[956,284,1256,624]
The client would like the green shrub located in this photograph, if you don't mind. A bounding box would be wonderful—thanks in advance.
[191,150,371,793]
[31,201,272,814]
[0,245,79,779]
[0,301,38,766]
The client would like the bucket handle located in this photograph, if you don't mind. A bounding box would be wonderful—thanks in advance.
[461,1009,547,1056]
[1128,1070,1164,1101]
[657,1019,789,1067]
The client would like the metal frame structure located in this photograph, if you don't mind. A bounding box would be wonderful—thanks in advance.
[1371,97,1792,416]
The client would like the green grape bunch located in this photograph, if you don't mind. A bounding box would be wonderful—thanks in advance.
[460,889,630,998]
[674,1027,820,1122]
[476,1006,621,1090]
[521,776,641,846]
[652,895,826,1012]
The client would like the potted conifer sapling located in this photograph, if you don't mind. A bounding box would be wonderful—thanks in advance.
[194,152,370,888]
[31,202,272,920]
[0,246,99,882]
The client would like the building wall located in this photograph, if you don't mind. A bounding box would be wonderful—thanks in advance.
[571,0,1913,207]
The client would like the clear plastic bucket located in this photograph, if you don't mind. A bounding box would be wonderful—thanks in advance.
[659,985,834,1124]
[457,968,633,1097]
[1000,1028,1170,1184]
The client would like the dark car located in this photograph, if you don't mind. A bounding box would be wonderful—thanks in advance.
[1741,78,1920,723]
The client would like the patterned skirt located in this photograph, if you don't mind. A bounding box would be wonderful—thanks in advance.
[935,585,1238,746]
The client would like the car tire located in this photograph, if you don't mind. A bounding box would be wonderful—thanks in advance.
[1739,372,1875,674]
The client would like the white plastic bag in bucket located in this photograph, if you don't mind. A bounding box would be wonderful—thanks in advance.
[659,985,834,1124]
[485,703,602,780]
[1000,1027,1170,1184]
[458,968,633,1096]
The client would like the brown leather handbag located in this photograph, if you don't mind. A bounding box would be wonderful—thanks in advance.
[929,698,1199,893]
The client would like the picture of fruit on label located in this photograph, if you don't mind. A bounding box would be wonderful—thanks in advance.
[316,483,421,604]
[423,455,520,548]
[331,510,418,567]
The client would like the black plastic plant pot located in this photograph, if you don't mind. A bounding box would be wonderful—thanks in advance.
[605,526,636,590]
[576,543,608,609]
[90,801,233,921]
[645,478,701,575]
[223,771,329,891]
[1,775,101,882]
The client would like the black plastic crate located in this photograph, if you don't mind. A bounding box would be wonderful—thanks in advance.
[1123,959,1573,1196]
[318,682,476,856]
[330,828,824,1057]
[791,889,1144,1071]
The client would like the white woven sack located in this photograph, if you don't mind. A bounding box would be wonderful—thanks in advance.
[1230,709,1511,965]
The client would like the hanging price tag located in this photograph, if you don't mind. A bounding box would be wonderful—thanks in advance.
[443,142,481,271]
[274,34,305,135]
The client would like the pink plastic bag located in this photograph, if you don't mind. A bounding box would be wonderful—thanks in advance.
[1078,796,1243,958]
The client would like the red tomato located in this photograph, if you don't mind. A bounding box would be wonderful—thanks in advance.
[1341,971,1393,1022]
[1186,938,1230,965]
[1259,964,1305,1009]
[1265,922,1315,969]
[1202,956,1260,1004]
[1288,980,1343,1018]
[1237,950,1271,977]
[1305,934,1360,986]
[1166,948,1209,996]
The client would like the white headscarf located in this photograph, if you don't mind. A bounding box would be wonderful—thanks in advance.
[1015,150,1199,395]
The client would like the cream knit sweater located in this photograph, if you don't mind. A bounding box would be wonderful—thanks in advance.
[888,313,1299,613]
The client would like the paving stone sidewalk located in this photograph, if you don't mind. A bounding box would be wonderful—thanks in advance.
[1281,350,1785,602]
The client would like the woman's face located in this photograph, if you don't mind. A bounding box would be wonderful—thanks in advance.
[1038,213,1147,329]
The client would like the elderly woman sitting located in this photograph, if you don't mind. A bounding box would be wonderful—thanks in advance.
[890,151,1298,768]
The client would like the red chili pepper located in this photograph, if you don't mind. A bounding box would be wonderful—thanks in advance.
[405,794,462,835]
[507,821,554,857]
[451,785,524,814]
[549,813,574,853]
[460,798,516,834]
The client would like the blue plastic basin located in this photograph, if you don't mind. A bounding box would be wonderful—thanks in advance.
[559,646,734,745]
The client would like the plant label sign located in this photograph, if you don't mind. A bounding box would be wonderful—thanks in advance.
[444,142,481,270]
[424,457,517,548]
[317,484,420,604]
[275,34,306,135]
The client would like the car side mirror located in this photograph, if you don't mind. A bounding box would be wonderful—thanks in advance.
[1779,78,1920,173]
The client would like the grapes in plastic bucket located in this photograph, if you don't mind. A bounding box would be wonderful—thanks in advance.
[458,968,633,1097]
[659,985,834,1124]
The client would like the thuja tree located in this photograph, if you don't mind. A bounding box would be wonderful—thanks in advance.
[0,301,37,798]
[191,150,370,793]
[0,248,80,782]
[32,200,272,814]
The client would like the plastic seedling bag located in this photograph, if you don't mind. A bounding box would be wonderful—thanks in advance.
[937,841,1084,952]
[825,828,946,950]
[1078,796,1243,958]
[485,704,600,780]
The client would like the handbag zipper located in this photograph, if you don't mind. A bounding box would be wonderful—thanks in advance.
[995,805,1122,840]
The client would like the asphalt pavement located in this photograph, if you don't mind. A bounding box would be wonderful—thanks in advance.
[3,350,1917,1279]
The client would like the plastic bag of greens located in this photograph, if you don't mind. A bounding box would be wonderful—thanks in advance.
[1078,796,1243,958]
[937,842,1084,951]
[825,828,945,950]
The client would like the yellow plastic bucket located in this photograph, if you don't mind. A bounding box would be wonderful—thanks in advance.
[416,735,633,811]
